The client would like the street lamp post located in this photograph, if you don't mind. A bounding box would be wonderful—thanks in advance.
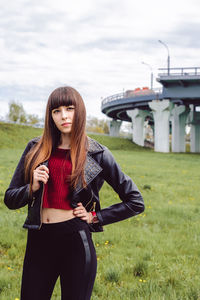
[141,61,153,89]
[158,40,170,75]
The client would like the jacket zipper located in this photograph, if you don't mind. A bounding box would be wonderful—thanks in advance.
[92,201,96,211]
[31,198,35,207]
[85,190,96,211]
[39,184,45,230]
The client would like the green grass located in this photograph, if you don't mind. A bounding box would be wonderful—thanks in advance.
[88,134,151,151]
[0,122,43,149]
[0,123,200,299]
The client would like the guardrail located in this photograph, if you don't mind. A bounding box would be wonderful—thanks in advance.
[158,67,200,77]
[102,87,162,106]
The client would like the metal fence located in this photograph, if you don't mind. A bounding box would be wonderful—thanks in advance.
[102,87,162,107]
[158,67,200,77]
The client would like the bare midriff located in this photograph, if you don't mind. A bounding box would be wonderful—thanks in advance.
[42,208,75,224]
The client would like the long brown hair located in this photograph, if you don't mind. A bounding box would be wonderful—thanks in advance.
[25,86,88,189]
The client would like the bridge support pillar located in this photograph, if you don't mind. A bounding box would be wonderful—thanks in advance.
[189,108,200,153]
[149,100,173,152]
[127,109,149,146]
[109,119,122,137]
[171,105,190,152]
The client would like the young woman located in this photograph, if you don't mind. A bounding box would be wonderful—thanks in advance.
[4,86,144,300]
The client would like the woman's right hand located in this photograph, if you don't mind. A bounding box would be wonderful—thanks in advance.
[32,165,49,193]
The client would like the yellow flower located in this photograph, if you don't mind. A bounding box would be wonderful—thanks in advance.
[15,298,20,300]
[96,243,99,247]
[189,197,194,201]
[139,279,146,283]
[7,267,13,271]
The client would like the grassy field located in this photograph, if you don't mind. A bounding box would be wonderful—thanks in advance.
[0,123,200,299]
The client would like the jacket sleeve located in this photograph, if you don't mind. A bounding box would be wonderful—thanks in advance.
[4,141,34,210]
[96,147,145,226]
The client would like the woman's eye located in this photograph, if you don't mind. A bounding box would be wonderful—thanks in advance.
[66,106,75,111]
[53,109,60,113]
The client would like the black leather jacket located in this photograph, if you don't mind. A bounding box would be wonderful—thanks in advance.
[4,137,144,232]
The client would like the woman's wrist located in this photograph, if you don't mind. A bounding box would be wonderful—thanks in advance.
[31,183,40,193]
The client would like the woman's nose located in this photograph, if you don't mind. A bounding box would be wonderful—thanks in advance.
[61,109,68,119]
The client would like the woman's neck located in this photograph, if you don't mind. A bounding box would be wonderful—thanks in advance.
[59,133,71,149]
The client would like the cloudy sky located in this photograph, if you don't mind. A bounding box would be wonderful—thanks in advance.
[0,0,200,121]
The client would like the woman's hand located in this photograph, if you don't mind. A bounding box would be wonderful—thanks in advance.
[32,165,49,193]
[73,202,93,224]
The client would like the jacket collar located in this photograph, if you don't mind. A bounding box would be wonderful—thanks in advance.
[74,137,104,193]
[87,137,104,153]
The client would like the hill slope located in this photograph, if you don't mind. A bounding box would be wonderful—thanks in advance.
[0,122,148,151]
[0,122,43,149]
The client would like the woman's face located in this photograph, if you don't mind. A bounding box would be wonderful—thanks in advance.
[51,105,75,135]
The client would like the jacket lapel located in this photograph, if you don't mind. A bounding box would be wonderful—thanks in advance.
[74,138,103,194]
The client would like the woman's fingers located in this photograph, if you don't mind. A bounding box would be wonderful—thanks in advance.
[33,170,49,183]
[33,165,49,186]
[32,165,49,192]
[35,165,49,177]
[73,203,90,223]
[35,174,48,184]
[36,171,49,180]
[37,165,49,173]
[74,207,85,216]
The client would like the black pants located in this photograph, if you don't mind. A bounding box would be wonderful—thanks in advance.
[21,218,97,300]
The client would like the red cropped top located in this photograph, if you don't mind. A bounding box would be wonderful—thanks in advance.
[42,148,72,210]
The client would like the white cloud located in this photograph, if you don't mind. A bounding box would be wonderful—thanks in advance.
[0,0,200,120]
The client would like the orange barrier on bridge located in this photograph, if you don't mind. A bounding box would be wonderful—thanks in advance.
[125,87,155,98]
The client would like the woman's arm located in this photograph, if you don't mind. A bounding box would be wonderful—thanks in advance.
[4,141,34,209]
[96,147,145,226]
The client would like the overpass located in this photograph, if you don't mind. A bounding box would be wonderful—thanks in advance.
[101,67,200,153]
[102,88,162,121]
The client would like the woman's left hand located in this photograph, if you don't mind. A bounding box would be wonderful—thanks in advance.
[73,202,92,224]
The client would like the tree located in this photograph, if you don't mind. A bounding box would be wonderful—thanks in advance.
[8,101,27,123]
[8,101,40,125]
[27,114,40,125]
[86,116,109,134]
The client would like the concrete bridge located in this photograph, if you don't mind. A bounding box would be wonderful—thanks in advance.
[101,67,200,153]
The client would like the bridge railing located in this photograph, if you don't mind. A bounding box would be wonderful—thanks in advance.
[102,92,124,106]
[102,88,162,107]
[158,67,200,77]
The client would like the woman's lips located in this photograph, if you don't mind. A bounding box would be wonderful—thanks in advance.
[61,123,71,127]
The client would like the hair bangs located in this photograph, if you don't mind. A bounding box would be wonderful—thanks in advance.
[48,87,76,111]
